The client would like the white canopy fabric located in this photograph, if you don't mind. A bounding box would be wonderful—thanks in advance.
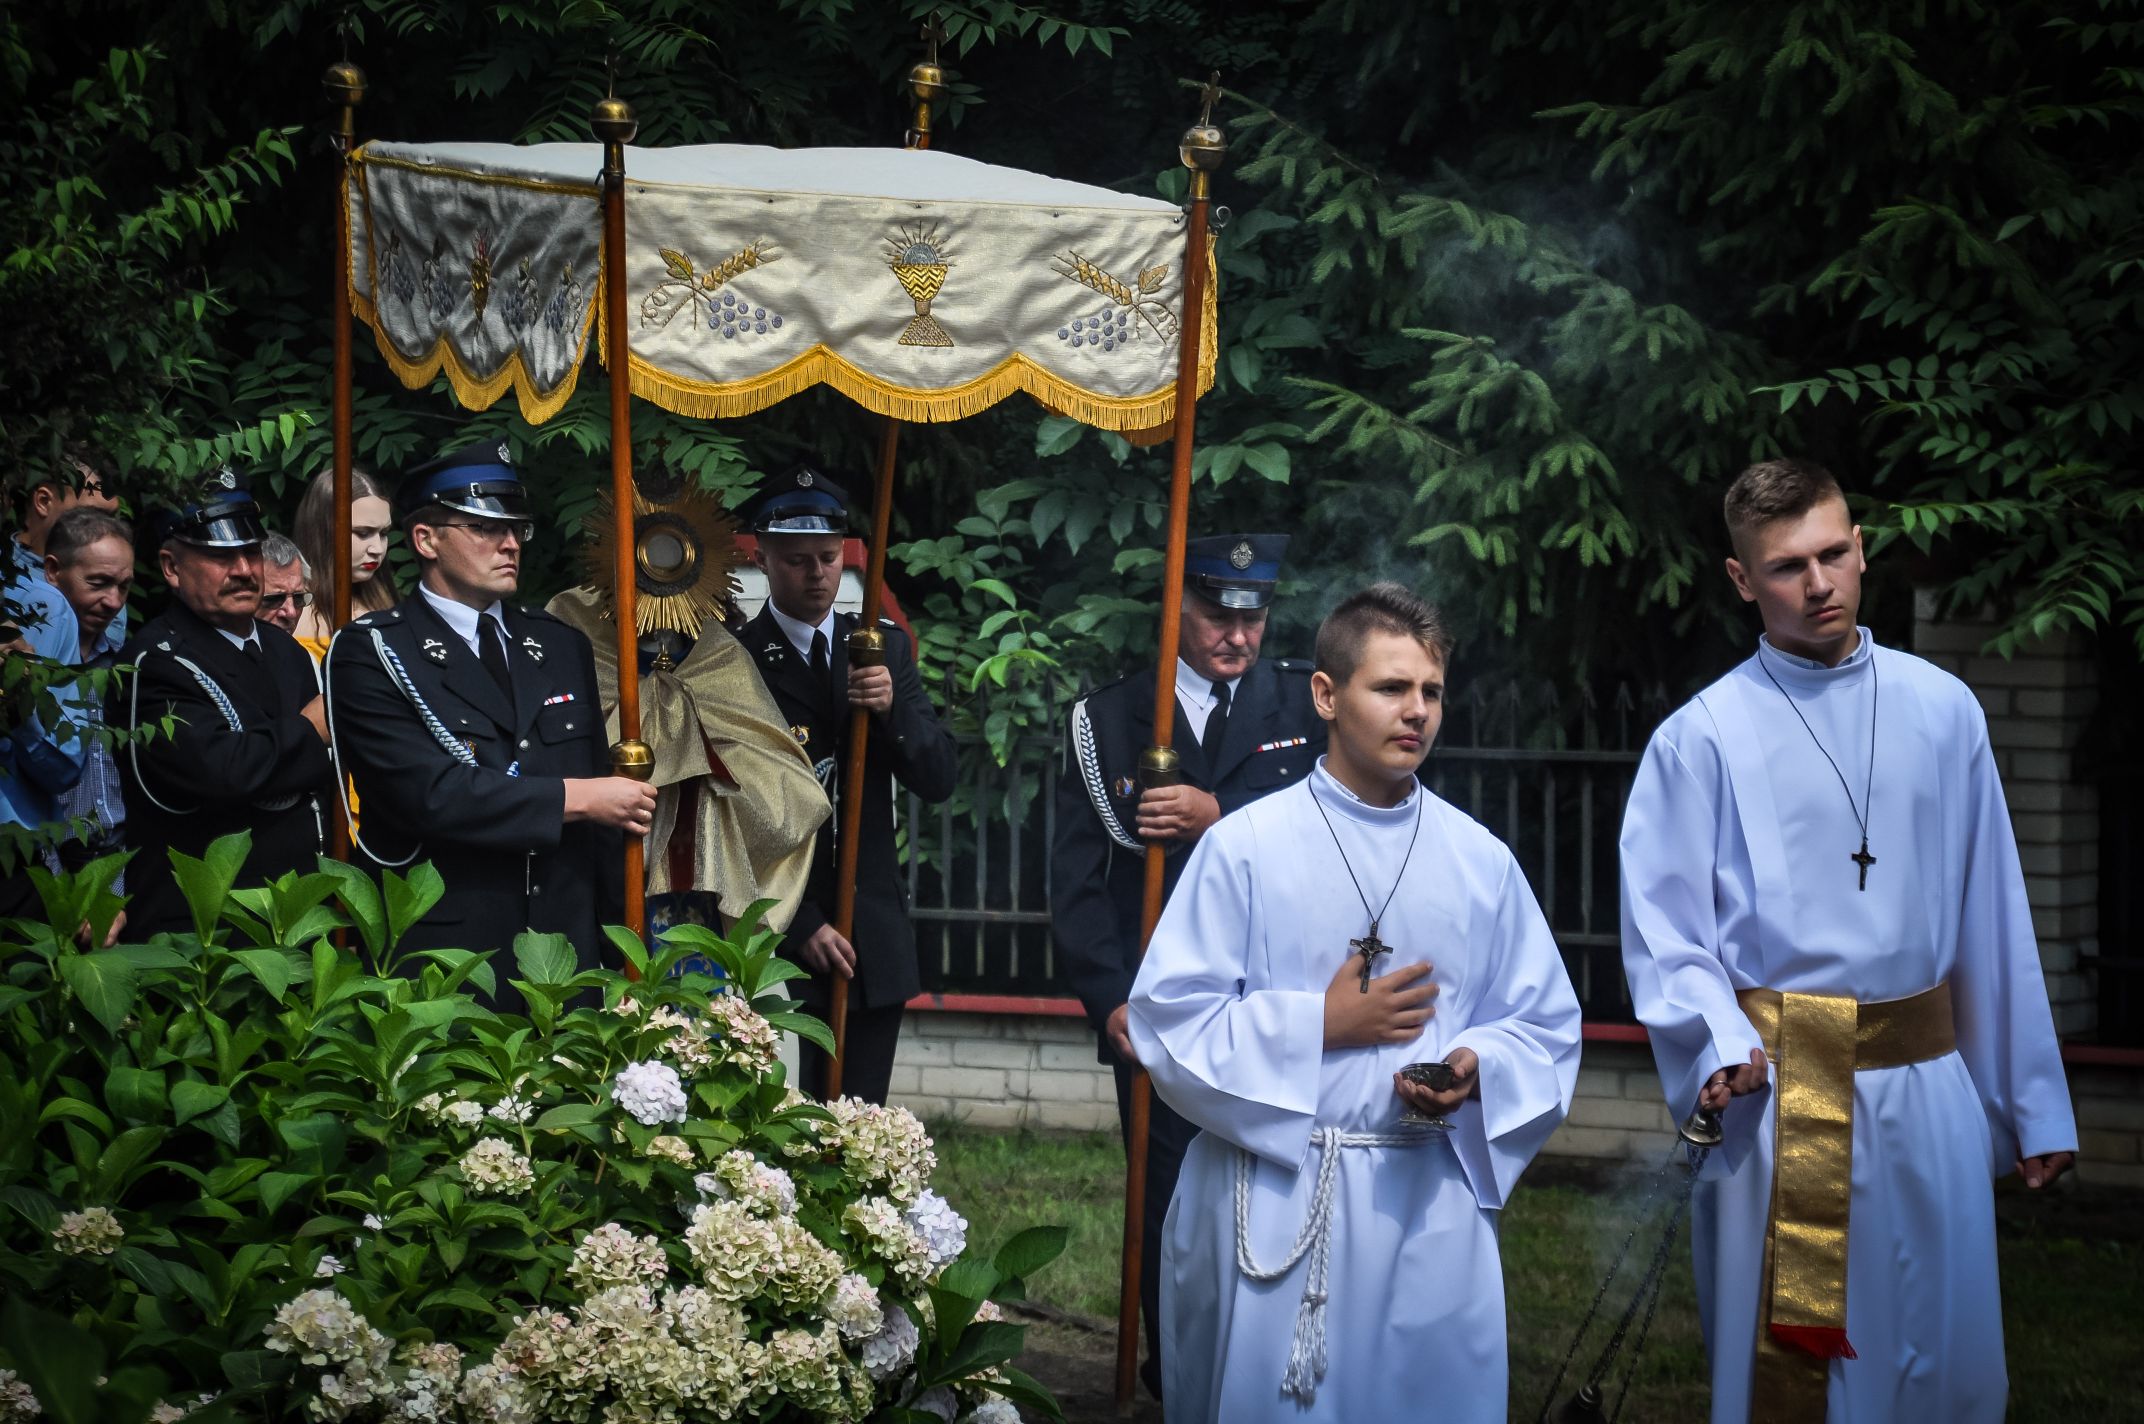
[345,141,1217,430]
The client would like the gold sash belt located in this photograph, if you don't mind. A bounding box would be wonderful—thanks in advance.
[1734,981,1955,1423]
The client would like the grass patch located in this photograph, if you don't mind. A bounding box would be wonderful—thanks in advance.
[930,1123,2144,1422]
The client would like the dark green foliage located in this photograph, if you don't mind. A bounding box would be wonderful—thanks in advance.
[2,0,2134,773]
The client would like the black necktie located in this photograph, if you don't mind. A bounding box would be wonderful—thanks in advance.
[241,639,262,663]
[809,629,831,685]
[1206,679,1231,748]
[480,613,512,698]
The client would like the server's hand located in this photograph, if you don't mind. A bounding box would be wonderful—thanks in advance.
[1106,1002,1138,1065]
[564,777,658,834]
[2017,1151,2074,1190]
[1324,956,1436,1049]
[1394,1047,1479,1115]
[1699,1047,1769,1112]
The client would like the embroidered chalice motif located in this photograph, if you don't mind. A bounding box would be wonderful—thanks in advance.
[886,223,955,347]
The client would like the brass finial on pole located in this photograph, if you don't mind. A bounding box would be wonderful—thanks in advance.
[593,86,652,944]
[906,17,949,150]
[1114,73,1227,1417]
[323,56,365,867]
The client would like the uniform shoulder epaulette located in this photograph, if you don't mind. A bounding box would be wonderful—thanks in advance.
[352,609,398,629]
[1271,657,1314,672]
[517,604,566,625]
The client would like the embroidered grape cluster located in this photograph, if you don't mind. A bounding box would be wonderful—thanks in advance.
[706,288,785,339]
[1058,305,1136,354]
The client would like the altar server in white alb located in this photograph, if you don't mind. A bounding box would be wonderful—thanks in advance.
[1129,583,1581,1422]
[1618,458,2077,1424]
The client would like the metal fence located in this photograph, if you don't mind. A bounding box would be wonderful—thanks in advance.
[899,681,1669,1020]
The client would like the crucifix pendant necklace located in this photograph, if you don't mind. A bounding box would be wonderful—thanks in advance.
[1760,647,1881,890]
[1310,779,1426,991]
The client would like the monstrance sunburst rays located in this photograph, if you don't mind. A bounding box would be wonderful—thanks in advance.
[582,483,743,640]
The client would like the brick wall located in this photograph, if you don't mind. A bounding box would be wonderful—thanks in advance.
[888,1010,1117,1133]
[1910,591,2101,1037]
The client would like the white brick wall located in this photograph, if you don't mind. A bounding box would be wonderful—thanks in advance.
[889,1009,1117,1132]
[1912,592,2100,1037]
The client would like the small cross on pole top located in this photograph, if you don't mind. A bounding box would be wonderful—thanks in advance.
[921,16,946,65]
[1352,924,1390,992]
[1197,71,1222,126]
[1851,839,1877,891]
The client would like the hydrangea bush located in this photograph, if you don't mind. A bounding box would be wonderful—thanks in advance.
[0,834,1063,1422]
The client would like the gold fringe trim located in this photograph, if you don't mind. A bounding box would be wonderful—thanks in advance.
[350,150,1218,433]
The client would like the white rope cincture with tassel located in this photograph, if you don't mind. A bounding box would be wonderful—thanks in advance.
[1232,1124,1442,1404]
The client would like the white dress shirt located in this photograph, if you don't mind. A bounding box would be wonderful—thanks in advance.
[1173,658,1242,744]
[419,582,511,659]
[767,600,838,665]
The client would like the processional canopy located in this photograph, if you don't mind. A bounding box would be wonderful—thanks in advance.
[344,142,1218,430]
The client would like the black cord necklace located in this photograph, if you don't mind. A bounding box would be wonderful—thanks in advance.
[1309,775,1426,990]
[1758,641,1881,891]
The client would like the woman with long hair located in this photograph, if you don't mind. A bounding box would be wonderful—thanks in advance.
[289,466,396,656]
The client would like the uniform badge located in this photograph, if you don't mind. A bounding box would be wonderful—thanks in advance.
[520,635,544,665]
[797,470,814,488]
[156,641,172,652]
[1114,775,1138,799]
[496,441,513,464]
[1229,541,1254,570]
[790,723,812,745]
[762,641,785,656]
[210,465,238,490]
[423,638,448,664]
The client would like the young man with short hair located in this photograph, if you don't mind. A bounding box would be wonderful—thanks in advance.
[1617,458,2077,1424]
[1128,581,1580,1422]
[738,465,956,1105]
[327,444,653,980]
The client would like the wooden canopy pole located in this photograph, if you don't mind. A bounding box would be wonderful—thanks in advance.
[1114,77,1226,1415]
[322,58,364,865]
[594,91,653,937]
[823,35,947,1100]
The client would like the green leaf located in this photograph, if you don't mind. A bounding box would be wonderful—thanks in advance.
[513,931,577,986]
[318,857,387,958]
[533,1102,605,1131]
[257,1170,316,1215]
[168,831,251,944]
[230,947,296,1002]
[992,1224,1069,1280]
[602,924,648,976]
[56,950,136,1031]
[171,1079,230,1126]
[383,863,446,949]
[106,1064,167,1122]
[762,1010,836,1053]
[92,1124,167,1198]
[1,1297,102,1424]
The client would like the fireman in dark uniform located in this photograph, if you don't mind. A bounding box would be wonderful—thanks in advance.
[116,467,338,936]
[325,444,653,988]
[1048,532,1324,1399]
[737,466,957,1105]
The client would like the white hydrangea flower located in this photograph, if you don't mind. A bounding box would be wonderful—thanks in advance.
[765,1324,847,1417]
[697,1149,798,1216]
[458,1138,535,1196]
[412,1092,445,1120]
[826,1098,936,1203]
[611,995,640,1017]
[613,1060,688,1125]
[643,1135,695,1167]
[860,1296,921,1381]
[961,1397,1022,1424]
[52,1206,124,1256]
[486,1095,535,1124]
[441,1100,486,1129]
[905,1188,968,1266]
[455,1362,535,1424]
[974,1299,1004,1324]
[1,1370,42,1424]
[706,993,780,1074]
[149,1405,189,1424]
[566,1223,669,1293]
[823,1272,882,1340]
[362,1213,385,1231]
[843,1196,933,1287]
[314,1254,345,1278]
[265,1288,394,1372]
